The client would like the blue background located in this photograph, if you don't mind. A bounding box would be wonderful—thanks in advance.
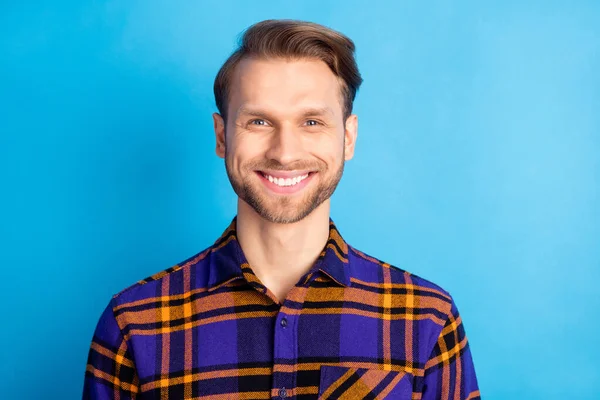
[1,1,599,399]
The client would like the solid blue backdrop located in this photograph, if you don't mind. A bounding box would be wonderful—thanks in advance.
[1,1,598,399]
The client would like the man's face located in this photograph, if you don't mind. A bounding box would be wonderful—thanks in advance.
[213,57,357,224]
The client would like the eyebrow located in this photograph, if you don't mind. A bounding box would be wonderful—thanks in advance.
[236,106,334,119]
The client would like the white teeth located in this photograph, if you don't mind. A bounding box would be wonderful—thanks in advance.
[263,173,310,187]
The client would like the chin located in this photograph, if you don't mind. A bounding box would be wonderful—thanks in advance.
[258,211,309,224]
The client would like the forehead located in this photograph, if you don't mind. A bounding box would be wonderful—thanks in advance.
[228,57,344,119]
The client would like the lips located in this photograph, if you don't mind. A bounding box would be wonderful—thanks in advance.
[257,169,315,179]
[260,171,310,187]
[255,171,316,194]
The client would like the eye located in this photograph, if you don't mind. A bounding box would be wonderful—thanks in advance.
[305,119,321,126]
[249,119,268,126]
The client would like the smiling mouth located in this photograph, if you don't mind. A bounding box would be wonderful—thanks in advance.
[255,170,317,191]
[259,172,312,187]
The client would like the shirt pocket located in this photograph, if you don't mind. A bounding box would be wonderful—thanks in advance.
[317,365,413,399]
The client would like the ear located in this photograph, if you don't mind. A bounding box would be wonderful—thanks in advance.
[213,112,226,158]
[343,114,358,161]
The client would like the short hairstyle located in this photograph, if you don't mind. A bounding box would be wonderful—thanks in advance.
[213,19,363,123]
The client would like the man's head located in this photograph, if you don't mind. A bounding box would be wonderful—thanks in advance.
[212,19,362,224]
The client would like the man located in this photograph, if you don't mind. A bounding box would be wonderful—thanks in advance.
[84,19,480,399]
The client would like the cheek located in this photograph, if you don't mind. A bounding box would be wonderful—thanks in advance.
[313,135,345,163]
[228,137,262,171]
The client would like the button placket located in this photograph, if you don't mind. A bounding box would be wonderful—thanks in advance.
[272,300,300,398]
[271,281,312,399]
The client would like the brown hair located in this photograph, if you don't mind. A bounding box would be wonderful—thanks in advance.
[213,19,363,124]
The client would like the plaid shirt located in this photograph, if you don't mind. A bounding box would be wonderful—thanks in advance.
[84,217,480,399]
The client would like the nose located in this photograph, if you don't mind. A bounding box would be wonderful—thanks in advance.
[264,123,304,166]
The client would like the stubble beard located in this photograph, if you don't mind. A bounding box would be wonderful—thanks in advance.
[225,151,345,224]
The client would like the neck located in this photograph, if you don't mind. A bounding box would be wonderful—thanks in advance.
[236,199,331,300]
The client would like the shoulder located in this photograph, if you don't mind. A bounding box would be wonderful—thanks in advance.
[348,244,454,312]
[110,245,213,307]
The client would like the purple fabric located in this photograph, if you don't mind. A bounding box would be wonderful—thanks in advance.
[83,217,480,399]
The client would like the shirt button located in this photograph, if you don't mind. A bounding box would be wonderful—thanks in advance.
[278,387,287,398]
[280,317,287,328]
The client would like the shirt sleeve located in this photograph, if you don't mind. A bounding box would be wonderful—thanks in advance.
[83,297,140,400]
[421,298,480,400]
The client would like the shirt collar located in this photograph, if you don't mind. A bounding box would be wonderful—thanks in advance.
[207,216,351,292]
